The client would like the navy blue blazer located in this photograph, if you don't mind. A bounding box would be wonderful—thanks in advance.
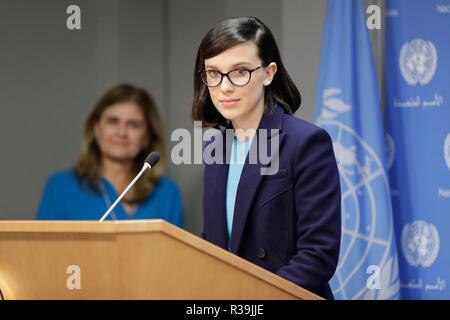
[202,105,341,299]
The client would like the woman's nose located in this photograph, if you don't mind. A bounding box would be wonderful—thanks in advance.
[116,123,128,136]
[220,76,234,92]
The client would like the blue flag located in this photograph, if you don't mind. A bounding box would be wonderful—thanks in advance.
[313,0,400,299]
[386,0,450,299]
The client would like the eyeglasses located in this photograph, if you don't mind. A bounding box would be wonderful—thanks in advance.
[200,66,263,87]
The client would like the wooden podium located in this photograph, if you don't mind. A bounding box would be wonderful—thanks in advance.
[0,220,322,300]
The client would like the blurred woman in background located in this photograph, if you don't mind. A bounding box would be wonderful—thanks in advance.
[37,84,183,226]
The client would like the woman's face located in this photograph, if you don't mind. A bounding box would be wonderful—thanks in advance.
[204,41,276,126]
[94,102,148,164]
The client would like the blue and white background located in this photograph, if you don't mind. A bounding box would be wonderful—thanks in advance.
[314,0,450,299]
[385,0,450,299]
[314,0,400,300]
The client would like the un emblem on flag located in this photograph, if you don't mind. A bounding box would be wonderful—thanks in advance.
[444,133,450,170]
[399,38,438,86]
[385,133,396,170]
[316,88,400,299]
[401,220,440,268]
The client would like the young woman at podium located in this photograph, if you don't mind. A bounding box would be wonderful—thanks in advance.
[36,84,183,227]
[192,17,341,299]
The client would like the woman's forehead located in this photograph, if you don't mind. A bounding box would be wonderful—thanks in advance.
[102,102,144,119]
[204,42,259,70]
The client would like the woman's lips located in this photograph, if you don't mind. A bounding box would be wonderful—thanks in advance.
[220,99,240,107]
[111,141,129,147]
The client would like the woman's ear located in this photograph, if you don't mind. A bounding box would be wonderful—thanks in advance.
[263,62,277,86]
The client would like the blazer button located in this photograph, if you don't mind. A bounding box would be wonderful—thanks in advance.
[258,247,267,259]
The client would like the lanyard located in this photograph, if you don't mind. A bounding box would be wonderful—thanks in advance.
[99,182,118,221]
[99,181,138,219]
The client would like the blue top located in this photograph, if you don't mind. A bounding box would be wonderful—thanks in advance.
[226,137,252,244]
[36,169,184,227]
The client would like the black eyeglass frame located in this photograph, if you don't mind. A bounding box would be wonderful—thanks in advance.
[199,66,263,87]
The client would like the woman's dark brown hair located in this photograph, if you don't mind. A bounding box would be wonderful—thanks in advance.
[75,84,166,204]
[192,16,301,127]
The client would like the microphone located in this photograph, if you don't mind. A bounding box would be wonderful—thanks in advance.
[98,151,160,222]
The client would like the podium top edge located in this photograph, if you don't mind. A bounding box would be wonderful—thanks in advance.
[0,219,169,233]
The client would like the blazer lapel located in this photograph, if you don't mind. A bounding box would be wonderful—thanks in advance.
[229,105,286,253]
[203,128,233,249]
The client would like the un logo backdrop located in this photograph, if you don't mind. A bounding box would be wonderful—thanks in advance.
[316,89,400,300]
[314,0,401,300]
[386,0,450,299]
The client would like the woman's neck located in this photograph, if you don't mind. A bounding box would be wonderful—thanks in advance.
[100,158,134,193]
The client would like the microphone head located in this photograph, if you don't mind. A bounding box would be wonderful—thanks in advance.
[145,151,160,167]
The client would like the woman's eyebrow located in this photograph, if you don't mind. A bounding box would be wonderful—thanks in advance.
[104,115,143,122]
[104,114,119,120]
[126,119,144,124]
[205,62,254,70]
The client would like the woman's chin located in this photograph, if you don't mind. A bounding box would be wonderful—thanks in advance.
[218,108,243,122]
[103,153,136,164]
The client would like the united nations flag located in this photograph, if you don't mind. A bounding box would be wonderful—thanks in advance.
[313,0,400,300]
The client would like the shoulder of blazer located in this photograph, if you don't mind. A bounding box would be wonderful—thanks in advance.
[281,112,328,139]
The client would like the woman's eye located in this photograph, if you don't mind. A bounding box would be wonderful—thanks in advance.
[207,70,220,78]
[105,117,119,125]
[128,122,140,129]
